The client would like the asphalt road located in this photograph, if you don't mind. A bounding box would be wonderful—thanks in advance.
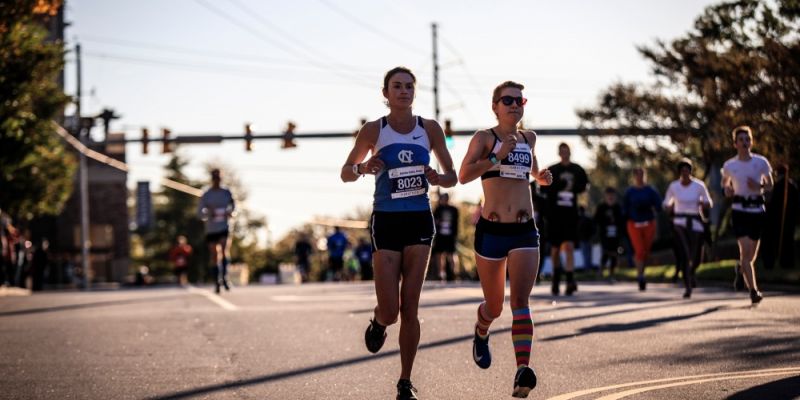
[1,281,798,399]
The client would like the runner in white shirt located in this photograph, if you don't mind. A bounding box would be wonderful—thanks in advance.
[664,158,712,299]
[721,126,773,305]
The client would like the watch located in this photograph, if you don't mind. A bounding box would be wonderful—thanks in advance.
[488,152,500,165]
[352,163,363,175]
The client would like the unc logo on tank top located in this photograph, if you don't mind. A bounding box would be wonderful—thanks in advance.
[398,150,414,164]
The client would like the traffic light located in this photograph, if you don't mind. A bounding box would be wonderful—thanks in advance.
[141,127,149,154]
[444,119,455,148]
[282,121,297,149]
[162,128,172,153]
[244,123,253,151]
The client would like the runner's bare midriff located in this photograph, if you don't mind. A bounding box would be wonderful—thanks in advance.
[481,178,534,222]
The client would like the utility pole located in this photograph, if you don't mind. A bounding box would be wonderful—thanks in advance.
[76,43,91,290]
[432,22,440,122]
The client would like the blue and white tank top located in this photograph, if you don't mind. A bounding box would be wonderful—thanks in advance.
[480,129,532,180]
[373,116,432,212]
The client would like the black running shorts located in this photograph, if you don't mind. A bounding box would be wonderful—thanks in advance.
[371,211,435,252]
[547,208,578,246]
[731,210,765,241]
[205,229,229,243]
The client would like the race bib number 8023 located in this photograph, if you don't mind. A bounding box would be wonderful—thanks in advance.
[389,165,428,199]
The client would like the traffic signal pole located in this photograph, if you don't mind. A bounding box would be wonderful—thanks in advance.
[76,43,91,290]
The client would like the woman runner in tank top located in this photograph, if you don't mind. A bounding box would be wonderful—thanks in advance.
[663,158,712,299]
[458,81,553,398]
[340,67,456,400]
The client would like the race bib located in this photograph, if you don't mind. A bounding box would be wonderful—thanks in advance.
[389,165,428,199]
[439,221,453,236]
[213,208,227,222]
[557,191,575,207]
[606,226,617,238]
[499,150,531,179]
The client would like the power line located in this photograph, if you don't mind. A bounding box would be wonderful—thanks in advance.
[227,0,340,61]
[316,0,427,56]
[79,35,378,73]
[82,51,375,88]
[440,35,488,100]
[194,0,375,89]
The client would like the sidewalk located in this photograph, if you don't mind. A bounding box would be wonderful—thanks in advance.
[0,285,32,297]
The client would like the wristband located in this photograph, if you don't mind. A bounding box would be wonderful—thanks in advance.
[488,152,500,165]
[352,163,363,176]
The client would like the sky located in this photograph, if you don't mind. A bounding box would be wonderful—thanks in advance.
[62,0,719,242]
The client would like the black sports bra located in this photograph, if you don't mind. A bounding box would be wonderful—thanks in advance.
[480,129,532,181]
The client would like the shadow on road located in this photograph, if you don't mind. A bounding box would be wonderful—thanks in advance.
[726,374,800,399]
[540,306,724,341]
[0,294,190,317]
[150,296,737,399]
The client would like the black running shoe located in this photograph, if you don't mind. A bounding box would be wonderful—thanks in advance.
[750,289,763,305]
[365,318,387,354]
[512,366,537,398]
[683,290,691,299]
[215,283,221,294]
[222,280,231,291]
[472,326,491,369]
[396,379,418,400]
[565,281,577,296]
[551,268,561,296]
[638,279,647,291]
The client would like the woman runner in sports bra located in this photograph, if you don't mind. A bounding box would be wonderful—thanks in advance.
[340,66,457,400]
[458,81,553,398]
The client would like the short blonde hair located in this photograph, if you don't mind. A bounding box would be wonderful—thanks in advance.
[731,125,752,143]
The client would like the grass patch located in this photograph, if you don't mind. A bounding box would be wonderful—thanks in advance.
[589,259,799,287]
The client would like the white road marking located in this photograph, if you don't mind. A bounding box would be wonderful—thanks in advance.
[271,294,370,302]
[186,285,238,311]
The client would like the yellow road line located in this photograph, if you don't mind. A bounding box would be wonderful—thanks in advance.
[595,370,800,400]
[547,366,800,400]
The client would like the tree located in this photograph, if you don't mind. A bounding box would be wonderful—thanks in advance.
[0,1,74,221]
[578,0,799,187]
[134,153,206,280]
[203,162,266,280]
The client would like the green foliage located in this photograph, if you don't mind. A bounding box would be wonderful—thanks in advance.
[0,0,74,220]
[203,162,266,280]
[133,154,205,280]
[133,156,271,282]
[579,0,800,197]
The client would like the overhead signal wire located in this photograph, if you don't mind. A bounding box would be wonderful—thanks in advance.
[194,0,375,89]
[80,35,378,73]
[316,0,427,56]
[82,50,375,88]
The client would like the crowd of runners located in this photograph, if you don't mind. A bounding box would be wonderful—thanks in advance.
[339,67,778,399]
[178,66,783,400]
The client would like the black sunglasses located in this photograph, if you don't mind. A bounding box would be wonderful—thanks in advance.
[496,96,527,106]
